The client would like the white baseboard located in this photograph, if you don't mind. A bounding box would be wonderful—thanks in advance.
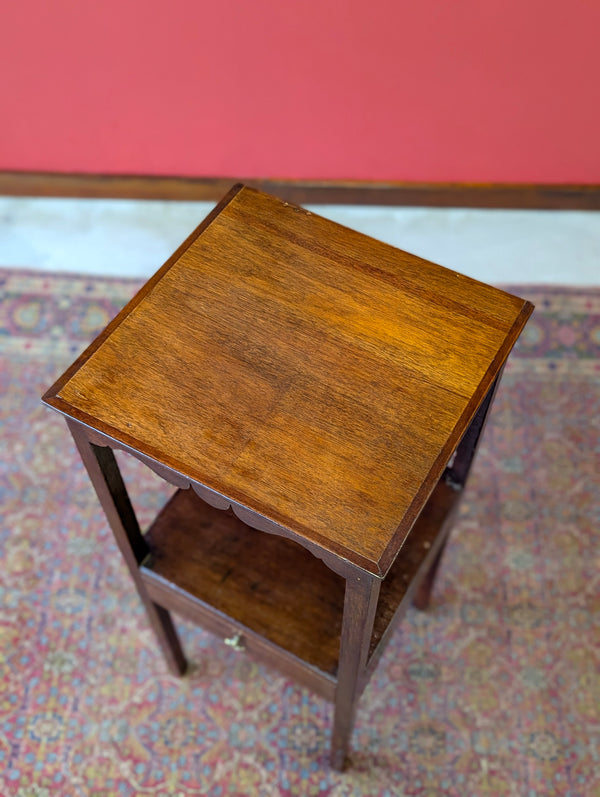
[1,197,598,285]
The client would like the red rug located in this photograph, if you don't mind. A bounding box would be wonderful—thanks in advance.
[1,269,599,796]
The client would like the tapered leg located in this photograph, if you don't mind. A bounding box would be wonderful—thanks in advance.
[67,419,187,676]
[331,572,381,770]
[412,536,449,611]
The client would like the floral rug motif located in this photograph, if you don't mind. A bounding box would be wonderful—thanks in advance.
[1,269,599,796]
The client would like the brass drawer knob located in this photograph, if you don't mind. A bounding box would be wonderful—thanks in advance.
[224,632,245,652]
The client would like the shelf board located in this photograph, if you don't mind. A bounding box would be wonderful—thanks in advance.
[141,488,345,677]
[140,480,459,685]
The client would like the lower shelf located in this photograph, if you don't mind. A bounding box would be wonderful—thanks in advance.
[141,488,345,679]
[139,480,459,694]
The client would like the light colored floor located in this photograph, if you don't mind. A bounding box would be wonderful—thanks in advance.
[0,196,598,284]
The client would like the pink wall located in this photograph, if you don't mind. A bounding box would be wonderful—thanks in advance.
[2,0,599,183]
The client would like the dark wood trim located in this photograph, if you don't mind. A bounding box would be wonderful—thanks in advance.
[1,171,599,209]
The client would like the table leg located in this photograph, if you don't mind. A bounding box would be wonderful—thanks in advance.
[330,571,381,770]
[66,419,187,676]
[412,535,449,611]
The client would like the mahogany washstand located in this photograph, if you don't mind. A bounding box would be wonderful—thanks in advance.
[42,185,533,769]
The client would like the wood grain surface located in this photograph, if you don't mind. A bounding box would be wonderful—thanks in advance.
[44,185,533,575]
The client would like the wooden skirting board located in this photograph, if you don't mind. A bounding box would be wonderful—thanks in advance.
[1,171,599,209]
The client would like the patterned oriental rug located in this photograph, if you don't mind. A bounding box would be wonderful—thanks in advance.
[1,268,599,797]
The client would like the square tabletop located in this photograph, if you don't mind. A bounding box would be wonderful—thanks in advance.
[44,185,533,576]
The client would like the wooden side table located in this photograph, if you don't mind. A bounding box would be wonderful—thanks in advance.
[42,185,533,770]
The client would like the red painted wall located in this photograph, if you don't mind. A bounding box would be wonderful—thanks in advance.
[1,0,598,182]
